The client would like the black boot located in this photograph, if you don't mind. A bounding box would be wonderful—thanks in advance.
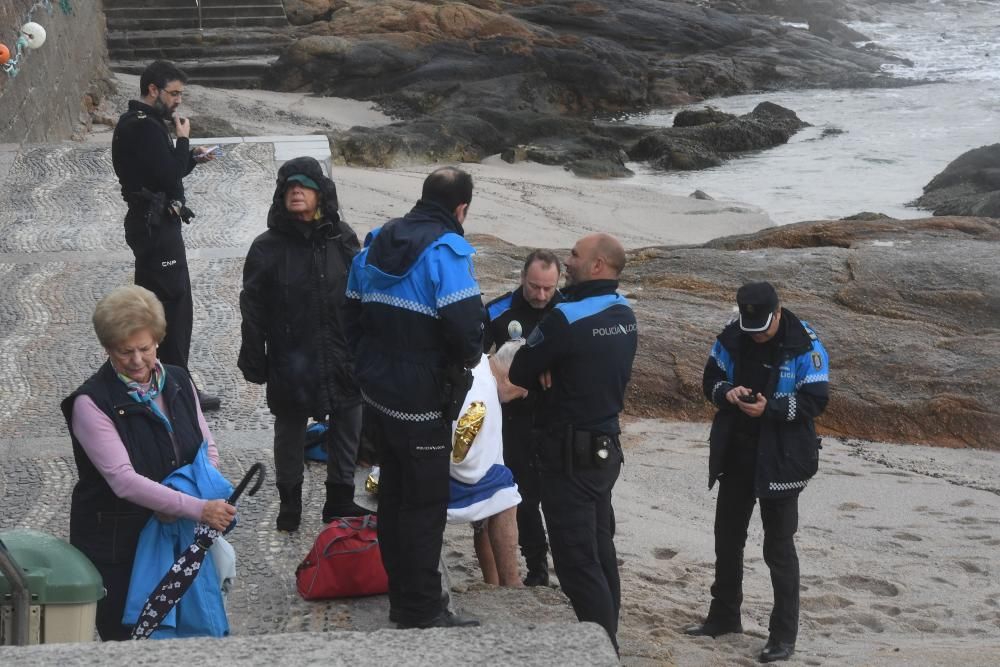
[276,482,302,532]
[523,549,550,587]
[197,389,222,411]
[322,483,372,523]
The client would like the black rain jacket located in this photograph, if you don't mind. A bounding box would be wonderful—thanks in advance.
[702,308,830,498]
[238,157,361,415]
[112,100,196,204]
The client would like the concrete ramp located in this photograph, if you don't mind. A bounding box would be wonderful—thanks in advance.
[0,623,618,665]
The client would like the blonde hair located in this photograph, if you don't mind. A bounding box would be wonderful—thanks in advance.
[92,285,167,348]
[490,338,526,373]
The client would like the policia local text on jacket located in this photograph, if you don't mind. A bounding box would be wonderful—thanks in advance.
[508,277,638,650]
[484,286,561,583]
[345,191,484,628]
[112,100,199,371]
[238,157,365,529]
[698,304,829,655]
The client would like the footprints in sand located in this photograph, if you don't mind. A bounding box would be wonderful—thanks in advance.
[871,603,901,617]
[891,531,923,542]
[836,575,900,597]
[637,571,672,586]
[956,560,990,575]
[800,593,855,612]
[801,565,1000,641]
[836,502,872,512]
[929,576,956,587]
[824,466,861,477]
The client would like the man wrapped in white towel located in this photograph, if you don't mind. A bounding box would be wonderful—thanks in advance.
[447,340,528,587]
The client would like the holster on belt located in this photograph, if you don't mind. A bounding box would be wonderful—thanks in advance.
[127,188,195,234]
[538,427,618,474]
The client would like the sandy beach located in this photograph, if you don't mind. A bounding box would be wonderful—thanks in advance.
[29,75,994,665]
[94,75,773,249]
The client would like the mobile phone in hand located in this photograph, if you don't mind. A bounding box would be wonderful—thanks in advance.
[738,392,759,403]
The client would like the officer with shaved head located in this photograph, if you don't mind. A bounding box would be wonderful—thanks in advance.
[509,233,637,652]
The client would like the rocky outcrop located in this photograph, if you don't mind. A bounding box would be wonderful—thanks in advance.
[472,216,1000,449]
[628,102,808,170]
[911,145,1000,218]
[264,0,907,172]
[809,16,870,45]
[284,0,346,26]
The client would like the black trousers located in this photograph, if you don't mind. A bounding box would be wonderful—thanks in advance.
[367,406,452,625]
[502,415,547,563]
[124,208,193,369]
[710,444,800,644]
[272,402,362,487]
[93,559,134,641]
[540,444,623,650]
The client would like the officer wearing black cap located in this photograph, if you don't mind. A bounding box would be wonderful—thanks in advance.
[508,233,637,652]
[686,281,830,663]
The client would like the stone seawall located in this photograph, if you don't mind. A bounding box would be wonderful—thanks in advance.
[0,1,110,143]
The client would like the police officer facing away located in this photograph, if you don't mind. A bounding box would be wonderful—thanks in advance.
[508,233,637,651]
[111,60,221,411]
[483,250,562,586]
[687,281,830,663]
[344,167,485,629]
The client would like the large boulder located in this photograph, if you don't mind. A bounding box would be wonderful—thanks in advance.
[472,216,1000,449]
[628,102,808,170]
[912,144,1000,218]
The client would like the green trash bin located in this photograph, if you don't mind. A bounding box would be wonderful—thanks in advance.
[0,529,105,644]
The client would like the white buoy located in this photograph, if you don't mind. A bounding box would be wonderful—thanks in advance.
[20,22,47,49]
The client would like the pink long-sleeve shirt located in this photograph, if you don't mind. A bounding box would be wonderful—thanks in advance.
[71,380,219,522]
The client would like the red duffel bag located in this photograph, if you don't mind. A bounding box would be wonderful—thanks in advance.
[296,515,389,600]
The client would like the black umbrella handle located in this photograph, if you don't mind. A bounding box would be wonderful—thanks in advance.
[227,463,265,505]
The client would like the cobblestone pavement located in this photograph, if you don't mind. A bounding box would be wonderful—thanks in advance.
[0,140,576,638]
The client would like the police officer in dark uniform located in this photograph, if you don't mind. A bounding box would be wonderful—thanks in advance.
[111,60,220,411]
[483,249,561,586]
[686,281,829,663]
[344,167,485,629]
[509,233,637,652]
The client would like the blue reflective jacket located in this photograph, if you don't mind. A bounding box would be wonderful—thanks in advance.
[702,309,830,498]
[508,279,637,435]
[345,200,485,421]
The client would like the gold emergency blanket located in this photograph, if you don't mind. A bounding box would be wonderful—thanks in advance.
[452,401,486,463]
[365,468,380,495]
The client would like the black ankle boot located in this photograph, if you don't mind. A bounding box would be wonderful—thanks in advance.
[322,483,372,523]
[523,551,550,587]
[276,482,302,532]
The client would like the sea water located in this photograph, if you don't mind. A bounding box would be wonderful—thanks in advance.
[625,0,1000,224]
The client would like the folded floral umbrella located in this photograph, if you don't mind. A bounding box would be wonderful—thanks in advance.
[131,463,265,640]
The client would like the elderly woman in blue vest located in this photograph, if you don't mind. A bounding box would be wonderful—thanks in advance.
[238,156,368,532]
[62,285,235,641]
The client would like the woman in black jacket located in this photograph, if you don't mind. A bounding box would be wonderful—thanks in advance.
[239,156,368,531]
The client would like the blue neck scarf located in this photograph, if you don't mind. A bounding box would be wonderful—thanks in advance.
[115,360,172,433]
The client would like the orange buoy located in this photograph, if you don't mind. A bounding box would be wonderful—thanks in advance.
[0,43,10,65]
